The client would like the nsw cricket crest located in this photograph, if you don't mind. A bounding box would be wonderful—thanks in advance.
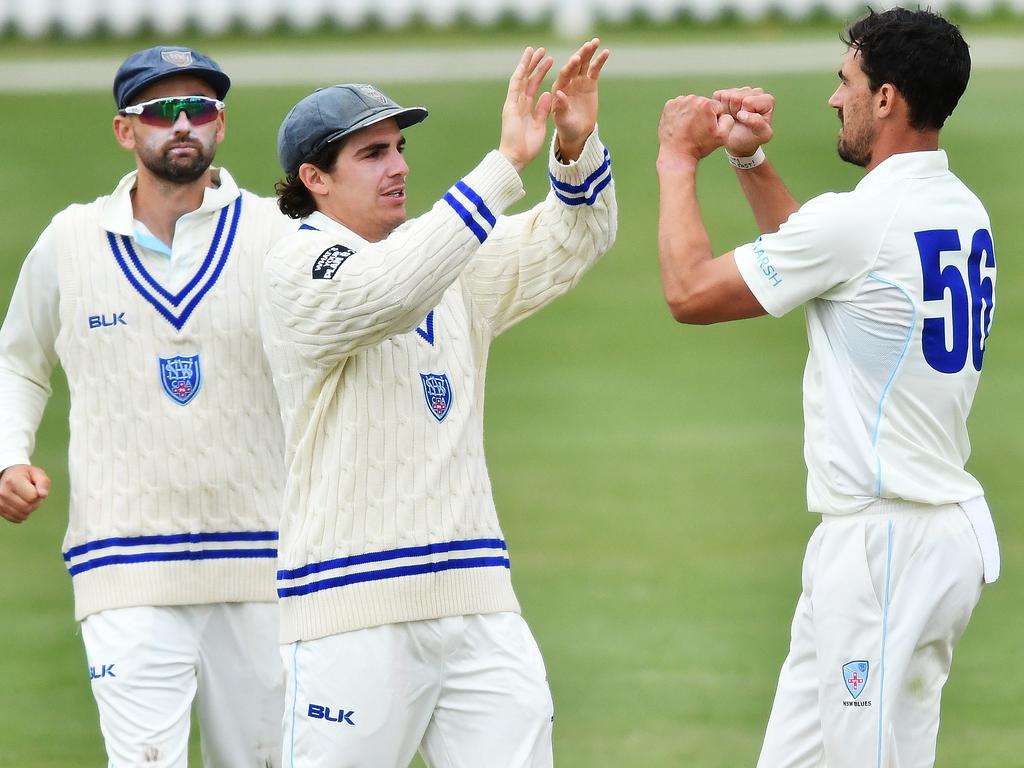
[159,354,202,406]
[161,50,193,67]
[420,372,453,423]
[358,85,389,105]
[843,660,869,699]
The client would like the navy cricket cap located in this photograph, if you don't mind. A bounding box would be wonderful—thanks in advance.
[277,84,428,177]
[113,46,231,109]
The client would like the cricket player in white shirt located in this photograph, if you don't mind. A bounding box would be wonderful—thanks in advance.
[260,41,615,767]
[0,47,293,766]
[655,8,997,768]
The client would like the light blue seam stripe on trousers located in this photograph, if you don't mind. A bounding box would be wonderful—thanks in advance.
[877,519,895,767]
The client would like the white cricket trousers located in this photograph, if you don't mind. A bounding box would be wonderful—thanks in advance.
[81,602,284,767]
[282,612,554,768]
[756,500,990,768]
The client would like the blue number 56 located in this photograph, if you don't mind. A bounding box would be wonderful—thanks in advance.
[915,228,996,374]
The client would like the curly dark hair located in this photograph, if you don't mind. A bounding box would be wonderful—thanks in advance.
[275,138,348,219]
[843,7,970,131]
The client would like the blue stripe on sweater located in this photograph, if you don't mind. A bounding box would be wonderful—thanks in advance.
[277,556,511,598]
[277,537,507,580]
[443,192,487,243]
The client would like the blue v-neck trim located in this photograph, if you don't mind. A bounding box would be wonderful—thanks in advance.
[108,195,243,331]
[122,203,230,306]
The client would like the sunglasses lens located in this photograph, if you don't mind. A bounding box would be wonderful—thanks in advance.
[138,98,220,126]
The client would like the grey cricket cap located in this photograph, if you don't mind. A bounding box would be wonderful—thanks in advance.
[277,84,428,177]
[114,46,231,109]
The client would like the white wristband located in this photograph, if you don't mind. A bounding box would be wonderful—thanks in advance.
[727,146,766,170]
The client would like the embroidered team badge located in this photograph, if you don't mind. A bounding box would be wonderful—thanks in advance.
[420,373,453,422]
[358,85,390,105]
[161,50,193,67]
[159,354,202,406]
[843,660,869,699]
[312,244,354,280]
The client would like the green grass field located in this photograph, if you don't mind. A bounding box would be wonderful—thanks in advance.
[0,31,1021,767]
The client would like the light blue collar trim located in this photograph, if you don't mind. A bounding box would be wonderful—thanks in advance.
[133,220,172,257]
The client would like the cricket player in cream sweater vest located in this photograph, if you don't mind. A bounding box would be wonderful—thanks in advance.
[0,47,294,765]
[261,41,616,766]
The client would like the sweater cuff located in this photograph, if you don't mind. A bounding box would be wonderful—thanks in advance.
[461,150,527,216]
[547,127,612,207]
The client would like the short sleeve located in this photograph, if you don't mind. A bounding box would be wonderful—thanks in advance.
[733,192,878,317]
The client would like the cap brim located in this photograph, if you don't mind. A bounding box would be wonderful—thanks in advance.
[323,106,429,148]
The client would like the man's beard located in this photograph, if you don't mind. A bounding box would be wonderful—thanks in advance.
[140,141,214,183]
[836,114,874,168]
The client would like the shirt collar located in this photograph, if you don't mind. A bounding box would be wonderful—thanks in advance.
[856,149,949,191]
[300,210,371,249]
[100,166,241,237]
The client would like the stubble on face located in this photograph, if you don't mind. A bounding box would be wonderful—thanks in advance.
[136,129,217,183]
[833,50,876,169]
[836,108,875,168]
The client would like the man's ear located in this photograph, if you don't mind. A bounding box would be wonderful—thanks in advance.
[298,163,330,197]
[112,115,136,152]
[214,109,226,145]
[876,83,898,118]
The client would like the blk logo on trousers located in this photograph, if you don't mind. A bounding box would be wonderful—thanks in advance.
[308,704,355,725]
[89,664,116,680]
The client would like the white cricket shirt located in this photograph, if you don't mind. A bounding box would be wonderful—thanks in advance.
[734,150,995,516]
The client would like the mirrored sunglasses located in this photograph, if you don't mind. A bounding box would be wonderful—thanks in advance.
[119,96,225,127]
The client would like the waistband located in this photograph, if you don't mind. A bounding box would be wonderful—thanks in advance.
[821,496,999,584]
[820,498,961,520]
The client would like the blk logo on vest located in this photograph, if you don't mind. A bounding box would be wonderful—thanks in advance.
[307,704,355,725]
[89,663,116,680]
[88,312,127,329]
[420,372,453,422]
[842,660,871,707]
[159,354,202,406]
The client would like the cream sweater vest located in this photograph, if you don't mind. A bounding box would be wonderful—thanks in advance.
[53,188,290,619]
[262,133,617,642]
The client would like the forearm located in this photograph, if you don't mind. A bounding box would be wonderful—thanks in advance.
[733,159,800,234]
[0,234,59,469]
[0,369,48,470]
[466,131,616,334]
[656,154,715,320]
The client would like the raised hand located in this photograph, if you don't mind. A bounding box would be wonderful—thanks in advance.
[550,38,610,162]
[498,47,555,173]
[0,464,50,524]
[657,95,728,167]
[712,87,775,157]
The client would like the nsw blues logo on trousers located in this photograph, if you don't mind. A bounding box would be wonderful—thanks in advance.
[159,354,202,405]
[420,372,453,422]
[843,660,869,699]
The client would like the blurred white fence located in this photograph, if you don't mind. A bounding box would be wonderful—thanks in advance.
[2,0,1021,39]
